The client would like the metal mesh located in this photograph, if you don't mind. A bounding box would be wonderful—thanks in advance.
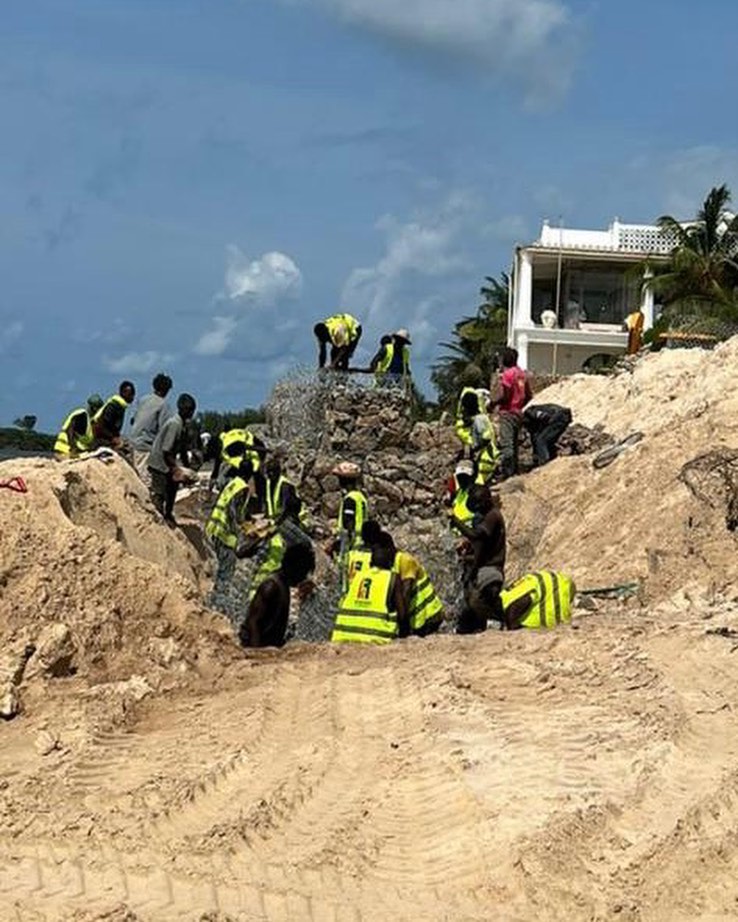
[679,449,738,531]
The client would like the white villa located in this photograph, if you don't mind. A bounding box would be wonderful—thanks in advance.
[508,219,677,373]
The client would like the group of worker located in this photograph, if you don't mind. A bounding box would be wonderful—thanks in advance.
[55,374,199,524]
[52,322,577,646]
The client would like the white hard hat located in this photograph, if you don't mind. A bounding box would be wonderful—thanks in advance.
[395,328,411,343]
[455,460,474,477]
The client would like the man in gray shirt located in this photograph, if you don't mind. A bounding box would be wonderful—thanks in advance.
[130,373,173,483]
[148,393,196,525]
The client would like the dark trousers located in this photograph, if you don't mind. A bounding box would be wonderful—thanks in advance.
[149,468,178,519]
[498,413,522,478]
[529,408,572,465]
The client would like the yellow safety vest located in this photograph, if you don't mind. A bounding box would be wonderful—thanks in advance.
[451,482,474,529]
[54,407,94,455]
[375,342,410,377]
[346,547,372,585]
[393,552,443,633]
[248,533,285,601]
[500,571,574,629]
[332,567,398,645]
[205,476,249,549]
[338,489,367,549]
[454,387,486,446]
[473,414,499,482]
[221,428,261,472]
[325,313,360,345]
[92,394,128,431]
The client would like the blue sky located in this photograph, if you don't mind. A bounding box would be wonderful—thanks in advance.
[2,0,738,429]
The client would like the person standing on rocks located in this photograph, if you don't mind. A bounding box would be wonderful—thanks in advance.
[445,460,476,534]
[92,381,136,449]
[54,394,104,458]
[205,457,256,622]
[240,543,316,648]
[451,484,506,633]
[370,329,412,386]
[147,393,197,525]
[129,373,173,485]
[455,382,490,453]
[488,347,532,479]
[329,461,369,589]
[314,313,362,371]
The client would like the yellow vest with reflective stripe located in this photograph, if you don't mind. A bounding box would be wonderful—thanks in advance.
[248,533,285,601]
[205,476,249,549]
[332,567,398,645]
[54,408,94,455]
[338,489,367,549]
[393,552,443,633]
[221,428,261,472]
[455,387,485,446]
[325,313,359,344]
[92,394,128,429]
[375,342,410,376]
[500,571,574,629]
[451,484,474,531]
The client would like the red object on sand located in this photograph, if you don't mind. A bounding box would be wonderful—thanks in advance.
[0,476,28,494]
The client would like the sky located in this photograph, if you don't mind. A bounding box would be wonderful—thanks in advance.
[2,0,738,429]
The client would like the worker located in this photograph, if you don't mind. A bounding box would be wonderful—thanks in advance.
[624,308,645,355]
[205,458,255,622]
[209,428,267,509]
[451,484,506,634]
[129,373,173,484]
[455,386,489,450]
[246,489,312,603]
[329,461,369,589]
[391,540,444,637]
[240,543,316,648]
[331,535,409,645]
[54,394,104,458]
[146,392,197,525]
[314,313,362,371]
[500,571,576,629]
[264,451,302,523]
[522,404,573,467]
[469,405,499,483]
[370,329,411,385]
[488,347,532,479]
[444,460,476,534]
[92,381,136,448]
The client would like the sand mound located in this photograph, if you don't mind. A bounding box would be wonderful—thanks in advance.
[0,455,231,695]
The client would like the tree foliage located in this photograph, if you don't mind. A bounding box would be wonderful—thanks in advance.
[197,406,265,435]
[431,272,509,408]
[13,415,37,431]
[646,184,738,327]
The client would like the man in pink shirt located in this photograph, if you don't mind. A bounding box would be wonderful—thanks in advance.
[488,347,532,479]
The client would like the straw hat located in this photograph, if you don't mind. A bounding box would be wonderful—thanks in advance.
[332,461,361,478]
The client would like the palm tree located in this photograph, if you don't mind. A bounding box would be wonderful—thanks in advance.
[648,184,738,323]
[431,272,509,408]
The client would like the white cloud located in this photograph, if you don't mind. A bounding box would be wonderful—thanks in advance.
[341,193,474,338]
[194,316,238,356]
[194,248,304,358]
[225,248,303,304]
[103,350,174,374]
[286,0,577,106]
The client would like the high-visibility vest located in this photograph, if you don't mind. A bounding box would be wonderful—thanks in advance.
[346,547,372,585]
[92,394,128,436]
[205,476,249,549]
[325,313,360,345]
[221,428,261,472]
[54,408,94,455]
[451,482,474,528]
[375,342,410,377]
[455,387,486,446]
[473,414,500,481]
[500,571,574,629]
[265,474,287,520]
[332,566,398,645]
[338,489,367,549]
[248,533,285,601]
[394,552,443,633]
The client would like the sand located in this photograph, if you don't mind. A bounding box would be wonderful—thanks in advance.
[2,343,738,921]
